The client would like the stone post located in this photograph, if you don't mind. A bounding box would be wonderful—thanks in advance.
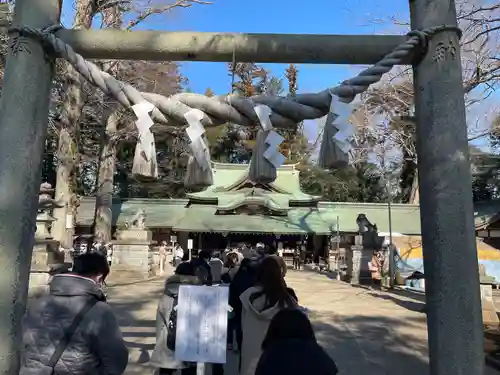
[347,244,363,285]
[0,1,60,374]
[347,235,379,285]
[113,227,155,278]
[410,0,483,374]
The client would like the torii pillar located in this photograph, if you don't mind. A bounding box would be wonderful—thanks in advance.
[0,1,60,375]
[410,1,483,374]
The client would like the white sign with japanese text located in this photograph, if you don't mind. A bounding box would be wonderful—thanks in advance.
[174,285,229,364]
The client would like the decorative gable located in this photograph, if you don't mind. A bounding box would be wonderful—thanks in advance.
[187,162,321,208]
[215,190,289,216]
[214,181,274,193]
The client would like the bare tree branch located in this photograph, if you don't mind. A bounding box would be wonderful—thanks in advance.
[126,0,211,30]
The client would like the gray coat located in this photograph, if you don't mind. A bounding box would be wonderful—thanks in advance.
[150,274,201,370]
[20,274,129,375]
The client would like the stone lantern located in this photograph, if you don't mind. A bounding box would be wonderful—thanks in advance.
[30,182,66,296]
[36,182,58,239]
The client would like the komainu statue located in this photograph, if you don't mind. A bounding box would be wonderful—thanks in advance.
[356,213,384,250]
[126,208,147,229]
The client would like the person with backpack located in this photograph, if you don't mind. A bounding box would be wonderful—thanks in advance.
[151,261,203,375]
[20,252,128,375]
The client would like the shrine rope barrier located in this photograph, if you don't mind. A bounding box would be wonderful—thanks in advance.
[7,24,461,186]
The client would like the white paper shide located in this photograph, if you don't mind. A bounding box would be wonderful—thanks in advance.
[132,102,157,162]
[329,94,354,153]
[184,109,210,170]
[174,285,229,364]
[254,104,286,168]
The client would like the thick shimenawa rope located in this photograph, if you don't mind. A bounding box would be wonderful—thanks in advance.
[8,25,460,129]
[7,24,461,180]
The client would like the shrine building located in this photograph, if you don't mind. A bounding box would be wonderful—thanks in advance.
[75,162,422,255]
[74,162,500,280]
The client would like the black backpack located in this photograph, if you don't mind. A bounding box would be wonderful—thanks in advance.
[165,295,179,351]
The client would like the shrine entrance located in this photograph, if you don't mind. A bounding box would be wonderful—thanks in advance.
[199,232,307,252]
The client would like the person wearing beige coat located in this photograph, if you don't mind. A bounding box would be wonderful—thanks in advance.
[238,257,297,375]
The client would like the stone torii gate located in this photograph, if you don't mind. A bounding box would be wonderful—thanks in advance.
[0,1,483,375]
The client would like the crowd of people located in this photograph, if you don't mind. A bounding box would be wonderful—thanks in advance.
[150,243,338,375]
[18,243,338,375]
[69,239,114,266]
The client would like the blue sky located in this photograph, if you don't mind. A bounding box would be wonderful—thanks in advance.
[61,0,408,95]
[61,0,410,141]
[137,0,408,95]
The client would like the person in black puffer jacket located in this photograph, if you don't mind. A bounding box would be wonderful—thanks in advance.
[20,253,128,375]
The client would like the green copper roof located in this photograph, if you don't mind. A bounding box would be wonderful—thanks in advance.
[318,202,422,235]
[75,185,500,234]
[173,206,334,234]
[188,162,320,203]
[216,191,289,213]
[474,200,500,229]
[77,198,188,228]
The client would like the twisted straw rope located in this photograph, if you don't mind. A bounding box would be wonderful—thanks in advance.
[8,26,458,131]
[7,25,460,179]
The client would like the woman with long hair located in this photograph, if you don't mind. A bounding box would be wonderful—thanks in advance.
[223,252,240,280]
[239,257,297,375]
[256,309,338,375]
